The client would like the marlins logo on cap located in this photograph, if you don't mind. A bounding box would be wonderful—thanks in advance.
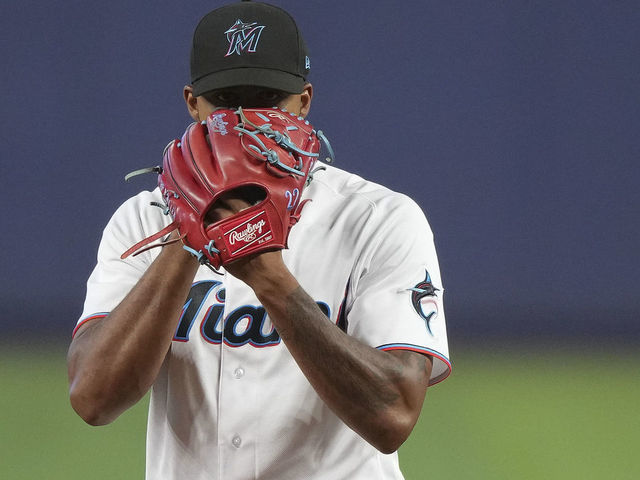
[224,19,266,56]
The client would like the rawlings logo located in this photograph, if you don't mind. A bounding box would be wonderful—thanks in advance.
[224,19,266,57]
[210,113,229,135]
[228,219,267,245]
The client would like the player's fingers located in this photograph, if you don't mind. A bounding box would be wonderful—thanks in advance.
[205,203,238,225]
[205,188,263,225]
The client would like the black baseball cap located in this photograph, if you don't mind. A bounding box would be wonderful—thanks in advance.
[190,1,311,96]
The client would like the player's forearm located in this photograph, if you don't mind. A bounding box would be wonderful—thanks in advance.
[252,273,428,454]
[67,243,199,426]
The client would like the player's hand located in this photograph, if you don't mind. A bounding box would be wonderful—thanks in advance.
[204,190,258,225]
[225,249,294,289]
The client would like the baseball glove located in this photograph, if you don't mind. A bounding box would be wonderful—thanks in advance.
[121,107,333,270]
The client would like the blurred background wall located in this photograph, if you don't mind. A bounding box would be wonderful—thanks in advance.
[1,0,638,347]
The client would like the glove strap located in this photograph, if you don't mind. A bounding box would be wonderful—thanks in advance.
[120,221,179,259]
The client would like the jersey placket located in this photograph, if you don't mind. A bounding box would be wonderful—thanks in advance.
[217,273,259,479]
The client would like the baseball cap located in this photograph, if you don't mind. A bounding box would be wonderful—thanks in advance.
[190,1,311,96]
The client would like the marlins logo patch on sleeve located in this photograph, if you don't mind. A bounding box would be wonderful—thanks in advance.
[408,270,440,335]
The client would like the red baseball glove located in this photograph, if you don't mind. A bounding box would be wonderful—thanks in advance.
[121,107,333,270]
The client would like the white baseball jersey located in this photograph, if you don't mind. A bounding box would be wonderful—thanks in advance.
[76,163,451,480]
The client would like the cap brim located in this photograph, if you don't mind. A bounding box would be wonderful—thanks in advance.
[192,68,306,96]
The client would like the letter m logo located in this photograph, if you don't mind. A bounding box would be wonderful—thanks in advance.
[224,19,266,57]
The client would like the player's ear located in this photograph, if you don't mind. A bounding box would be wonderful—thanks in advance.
[299,83,313,118]
[184,85,200,122]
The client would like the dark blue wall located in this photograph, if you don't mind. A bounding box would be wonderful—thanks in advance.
[2,1,638,343]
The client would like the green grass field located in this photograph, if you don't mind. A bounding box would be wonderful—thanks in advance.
[1,343,638,479]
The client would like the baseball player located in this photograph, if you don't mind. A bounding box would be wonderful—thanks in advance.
[67,2,451,479]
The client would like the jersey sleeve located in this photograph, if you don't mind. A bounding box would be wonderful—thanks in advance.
[74,190,167,336]
[346,194,451,385]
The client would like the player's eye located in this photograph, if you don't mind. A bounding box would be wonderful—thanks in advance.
[259,90,288,104]
[205,91,239,107]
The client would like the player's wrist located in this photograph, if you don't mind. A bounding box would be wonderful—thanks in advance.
[159,237,199,266]
[251,267,299,299]
[227,251,298,297]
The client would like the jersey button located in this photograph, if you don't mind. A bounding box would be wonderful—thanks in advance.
[233,367,245,379]
[232,435,242,448]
